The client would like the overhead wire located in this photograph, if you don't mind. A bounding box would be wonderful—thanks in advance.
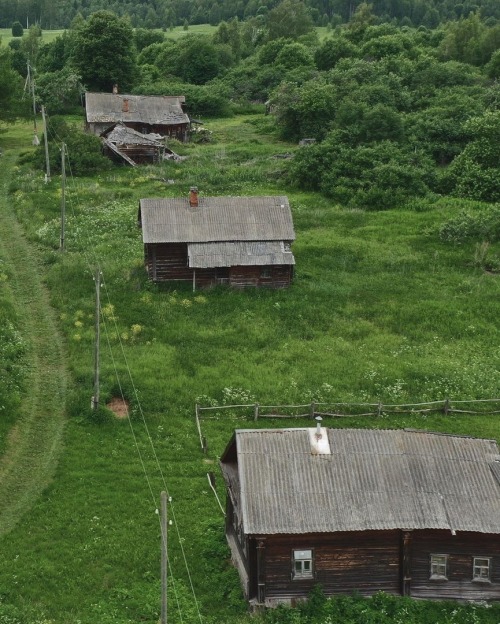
[43,126,203,622]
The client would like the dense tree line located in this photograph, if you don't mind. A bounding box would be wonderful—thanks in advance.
[1,3,499,208]
[1,0,500,29]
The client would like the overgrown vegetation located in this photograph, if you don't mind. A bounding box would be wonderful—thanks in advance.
[1,5,500,624]
[2,111,500,622]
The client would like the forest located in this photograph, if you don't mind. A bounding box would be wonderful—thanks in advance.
[1,2,500,623]
[1,0,500,30]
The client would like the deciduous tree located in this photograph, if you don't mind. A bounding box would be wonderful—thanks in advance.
[71,11,137,92]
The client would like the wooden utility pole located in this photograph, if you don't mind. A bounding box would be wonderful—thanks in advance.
[60,143,66,251]
[160,491,168,624]
[26,62,39,146]
[92,269,101,411]
[41,105,50,182]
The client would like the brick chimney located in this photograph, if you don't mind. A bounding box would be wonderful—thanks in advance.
[189,186,199,208]
[112,84,118,94]
[122,98,129,113]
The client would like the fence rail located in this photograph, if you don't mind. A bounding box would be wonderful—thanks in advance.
[194,398,500,453]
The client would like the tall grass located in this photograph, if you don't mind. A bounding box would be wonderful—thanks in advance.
[1,115,500,623]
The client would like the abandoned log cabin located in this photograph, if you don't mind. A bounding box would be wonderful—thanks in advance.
[84,92,190,141]
[220,427,500,606]
[138,188,296,289]
[101,123,163,165]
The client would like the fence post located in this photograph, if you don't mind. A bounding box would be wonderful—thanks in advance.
[310,402,316,418]
[254,403,259,421]
[202,436,208,455]
[444,398,450,415]
[377,402,383,417]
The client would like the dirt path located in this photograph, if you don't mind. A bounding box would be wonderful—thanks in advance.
[0,142,67,536]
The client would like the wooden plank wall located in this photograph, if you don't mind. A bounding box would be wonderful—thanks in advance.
[410,530,500,601]
[263,531,401,600]
[146,244,293,289]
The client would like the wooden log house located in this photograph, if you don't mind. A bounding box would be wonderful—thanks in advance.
[138,188,296,289]
[84,92,190,141]
[220,427,500,606]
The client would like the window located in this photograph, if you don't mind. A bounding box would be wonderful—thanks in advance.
[473,557,491,582]
[261,266,271,279]
[430,554,448,580]
[293,550,313,579]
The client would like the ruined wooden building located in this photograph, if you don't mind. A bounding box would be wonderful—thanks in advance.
[220,427,500,606]
[84,92,190,141]
[138,188,296,289]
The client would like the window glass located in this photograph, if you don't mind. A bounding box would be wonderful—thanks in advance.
[430,554,448,579]
[293,550,313,579]
[473,557,491,581]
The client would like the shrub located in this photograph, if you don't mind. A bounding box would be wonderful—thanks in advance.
[11,21,23,37]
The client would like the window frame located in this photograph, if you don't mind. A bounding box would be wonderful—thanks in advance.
[430,554,448,580]
[292,549,314,580]
[472,556,492,583]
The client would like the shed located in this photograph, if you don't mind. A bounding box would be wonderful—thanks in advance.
[101,123,163,165]
[138,189,296,289]
[220,427,500,606]
[84,92,190,141]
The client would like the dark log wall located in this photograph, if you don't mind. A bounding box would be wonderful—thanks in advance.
[145,243,192,281]
[410,530,500,601]
[145,243,293,289]
[229,266,292,289]
[262,531,401,601]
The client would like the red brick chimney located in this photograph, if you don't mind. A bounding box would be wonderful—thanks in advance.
[189,186,199,208]
[122,98,129,113]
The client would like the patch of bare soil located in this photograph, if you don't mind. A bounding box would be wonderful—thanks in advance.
[107,397,129,419]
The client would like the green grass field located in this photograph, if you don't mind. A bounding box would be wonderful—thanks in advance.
[1,114,500,623]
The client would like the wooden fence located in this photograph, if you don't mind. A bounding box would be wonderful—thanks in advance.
[194,398,500,453]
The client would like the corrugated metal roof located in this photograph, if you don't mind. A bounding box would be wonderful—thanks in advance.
[85,93,189,126]
[187,241,295,268]
[221,428,500,535]
[139,196,295,243]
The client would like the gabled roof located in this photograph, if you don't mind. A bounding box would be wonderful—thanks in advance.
[220,428,500,536]
[139,196,296,244]
[85,93,189,126]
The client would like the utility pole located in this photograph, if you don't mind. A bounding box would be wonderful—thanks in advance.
[26,62,39,146]
[160,491,168,624]
[41,105,50,183]
[60,143,66,250]
[92,269,101,411]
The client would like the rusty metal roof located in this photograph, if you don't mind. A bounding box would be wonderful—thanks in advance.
[187,241,295,268]
[139,196,295,244]
[220,428,500,535]
[85,92,189,126]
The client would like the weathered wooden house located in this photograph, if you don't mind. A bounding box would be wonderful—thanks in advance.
[220,427,500,606]
[84,92,190,141]
[138,188,296,289]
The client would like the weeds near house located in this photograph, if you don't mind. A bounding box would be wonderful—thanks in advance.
[2,116,500,623]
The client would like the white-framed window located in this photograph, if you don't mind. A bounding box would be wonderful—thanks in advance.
[293,549,313,579]
[473,557,491,582]
[430,554,448,580]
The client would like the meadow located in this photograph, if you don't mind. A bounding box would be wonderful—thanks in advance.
[2,113,500,623]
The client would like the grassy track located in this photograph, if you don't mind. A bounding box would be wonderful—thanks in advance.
[0,130,67,536]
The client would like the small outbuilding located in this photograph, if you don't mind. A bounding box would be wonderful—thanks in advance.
[84,92,190,141]
[220,427,500,606]
[138,188,296,289]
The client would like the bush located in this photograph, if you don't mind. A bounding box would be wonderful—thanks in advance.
[11,21,23,37]
[31,118,112,176]
[439,205,500,243]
